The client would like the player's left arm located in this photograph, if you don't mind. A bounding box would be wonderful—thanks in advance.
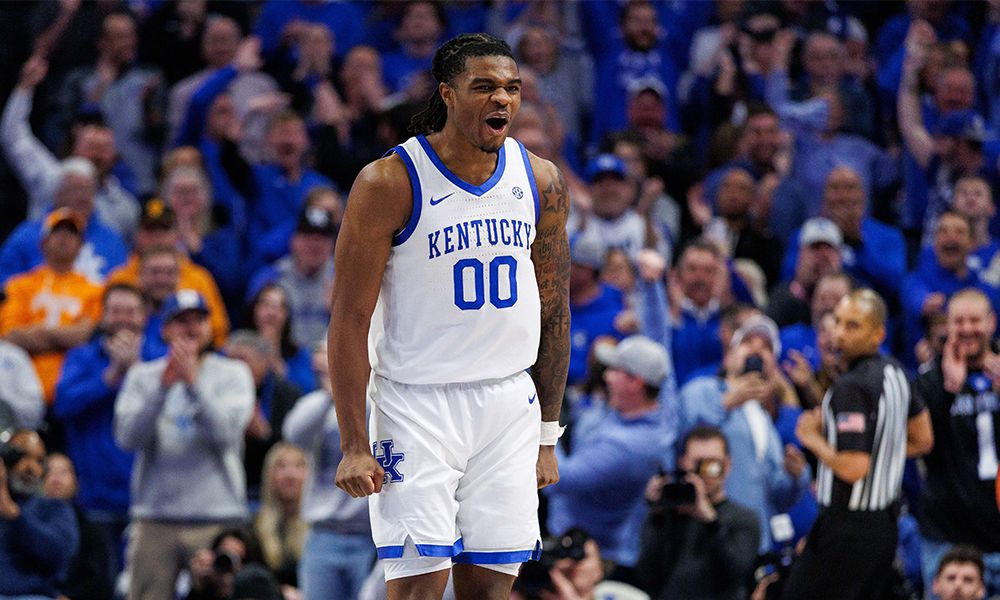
[529,153,570,489]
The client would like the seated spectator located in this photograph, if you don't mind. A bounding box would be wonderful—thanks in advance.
[931,545,988,600]
[567,234,626,388]
[254,443,307,587]
[678,315,809,552]
[899,21,995,246]
[0,318,44,431]
[707,168,782,287]
[779,272,855,372]
[382,2,445,94]
[254,0,364,65]
[162,166,244,312]
[569,154,668,260]
[107,199,230,348]
[185,528,267,600]
[59,11,166,197]
[247,206,338,348]
[1,54,139,238]
[767,217,843,328]
[223,330,302,503]
[53,283,153,547]
[913,290,1000,596]
[283,341,374,600]
[0,210,102,403]
[0,430,80,598]
[0,158,128,285]
[43,453,116,600]
[168,15,279,154]
[115,290,255,600]
[781,167,906,305]
[903,212,998,365]
[248,284,317,394]
[637,426,760,600]
[670,240,725,386]
[544,336,675,574]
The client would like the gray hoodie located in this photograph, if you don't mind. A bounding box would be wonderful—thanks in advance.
[114,353,255,522]
[282,390,369,534]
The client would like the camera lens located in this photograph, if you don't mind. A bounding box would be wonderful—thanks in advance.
[213,551,236,574]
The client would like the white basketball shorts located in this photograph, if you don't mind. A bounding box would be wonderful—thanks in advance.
[367,370,542,579]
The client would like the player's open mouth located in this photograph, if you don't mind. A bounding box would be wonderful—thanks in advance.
[485,115,509,135]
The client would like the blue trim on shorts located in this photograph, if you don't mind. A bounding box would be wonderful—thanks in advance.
[453,541,543,564]
[376,539,465,560]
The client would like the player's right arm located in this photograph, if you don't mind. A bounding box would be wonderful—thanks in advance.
[329,155,412,498]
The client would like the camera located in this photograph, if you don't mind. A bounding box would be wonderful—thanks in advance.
[754,547,795,600]
[743,354,764,375]
[655,459,725,509]
[0,443,24,470]
[212,550,241,575]
[513,529,590,598]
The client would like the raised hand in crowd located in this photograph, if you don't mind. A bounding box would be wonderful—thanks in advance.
[16,55,48,92]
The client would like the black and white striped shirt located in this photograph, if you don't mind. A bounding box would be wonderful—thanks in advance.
[816,354,924,511]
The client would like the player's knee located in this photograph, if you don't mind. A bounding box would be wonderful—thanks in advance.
[452,564,517,600]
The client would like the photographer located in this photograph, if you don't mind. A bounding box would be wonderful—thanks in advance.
[185,528,266,600]
[636,426,760,600]
[512,529,604,600]
[0,430,80,598]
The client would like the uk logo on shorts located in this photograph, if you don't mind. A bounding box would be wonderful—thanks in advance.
[373,439,405,484]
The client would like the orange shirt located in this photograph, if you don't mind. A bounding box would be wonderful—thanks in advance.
[0,265,102,402]
[107,254,230,348]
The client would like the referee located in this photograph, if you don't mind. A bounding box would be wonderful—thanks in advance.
[782,289,934,600]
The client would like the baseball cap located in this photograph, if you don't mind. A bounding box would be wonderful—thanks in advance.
[42,208,85,238]
[570,233,605,270]
[594,335,669,387]
[160,289,209,323]
[585,154,628,183]
[730,314,781,356]
[627,76,667,100]
[936,110,987,143]
[139,198,176,230]
[296,206,337,237]
[799,217,842,249]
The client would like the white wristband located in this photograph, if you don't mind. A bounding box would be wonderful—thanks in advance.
[540,421,565,446]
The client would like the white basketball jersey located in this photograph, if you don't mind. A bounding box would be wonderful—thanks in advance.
[368,135,541,385]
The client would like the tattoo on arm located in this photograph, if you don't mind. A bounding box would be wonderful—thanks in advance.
[531,165,571,424]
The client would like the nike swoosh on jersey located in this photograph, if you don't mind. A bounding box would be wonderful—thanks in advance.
[429,193,455,206]
[528,394,536,405]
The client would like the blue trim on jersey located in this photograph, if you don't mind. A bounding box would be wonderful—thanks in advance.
[517,141,541,225]
[376,539,465,560]
[452,543,543,565]
[416,135,506,196]
[392,145,422,246]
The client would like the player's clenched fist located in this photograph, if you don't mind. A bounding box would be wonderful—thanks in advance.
[536,446,559,489]
[336,451,386,498]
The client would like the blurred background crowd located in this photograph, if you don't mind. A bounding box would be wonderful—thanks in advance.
[3,0,1000,599]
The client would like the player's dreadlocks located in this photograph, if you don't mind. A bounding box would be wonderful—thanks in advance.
[409,33,514,135]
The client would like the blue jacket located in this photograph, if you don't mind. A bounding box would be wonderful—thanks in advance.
[0,217,128,285]
[569,285,625,386]
[285,346,317,394]
[678,376,811,552]
[247,164,333,259]
[0,494,79,596]
[53,337,160,514]
[779,324,821,371]
[254,0,363,61]
[781,218,907,303]
[190,226,246,317]
[671,303,722,387]
[545,402,675,567]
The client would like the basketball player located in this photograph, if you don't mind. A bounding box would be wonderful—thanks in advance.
[783,289,933,599]
[328,34,570,600]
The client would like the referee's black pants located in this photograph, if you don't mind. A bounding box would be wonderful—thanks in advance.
[782,506,898,600]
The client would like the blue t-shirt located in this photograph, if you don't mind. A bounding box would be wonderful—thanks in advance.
[569,285,625,385]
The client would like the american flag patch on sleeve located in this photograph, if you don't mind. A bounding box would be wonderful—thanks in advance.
[837,412,866,433]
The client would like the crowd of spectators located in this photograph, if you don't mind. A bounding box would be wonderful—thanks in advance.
[4,1,1000,599]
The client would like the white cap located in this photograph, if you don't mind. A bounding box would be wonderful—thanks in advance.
[799,217,842,249]
[730,314,781,356]
[595,335,670,387]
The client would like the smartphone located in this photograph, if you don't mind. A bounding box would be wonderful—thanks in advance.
[743,355,764,374]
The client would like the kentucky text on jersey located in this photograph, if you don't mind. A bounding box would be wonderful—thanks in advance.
[428,218,534,259]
